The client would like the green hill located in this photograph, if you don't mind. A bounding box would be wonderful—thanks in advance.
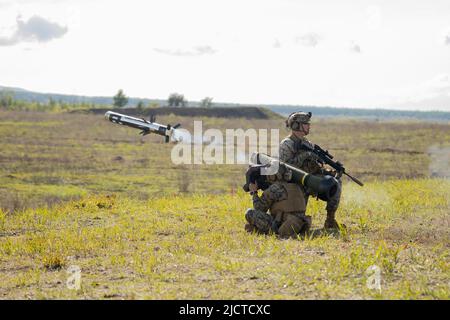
[84,106,283,119]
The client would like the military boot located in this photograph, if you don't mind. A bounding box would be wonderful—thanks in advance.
[245,223,255,233]
[324,209,342,230]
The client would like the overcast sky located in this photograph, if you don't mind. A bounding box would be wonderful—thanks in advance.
[0,0,449,110]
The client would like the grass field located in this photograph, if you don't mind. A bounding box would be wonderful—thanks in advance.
[0,110,449,299]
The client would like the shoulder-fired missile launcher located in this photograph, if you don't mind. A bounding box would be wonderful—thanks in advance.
[243,152,339,202]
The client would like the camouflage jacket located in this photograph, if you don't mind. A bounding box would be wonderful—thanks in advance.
[279,134,322,174]
[252,182,288,213]
[252,181,306,216]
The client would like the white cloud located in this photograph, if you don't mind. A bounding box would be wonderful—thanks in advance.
[389,74,450,110]
[409,74,450,102]
[0,15,68,46]
[365,5,382,31]
[295,32,321,47]
[273,38,281,49]
[445,32,450,45]
[350,42,361,53]
[153,45,216,57]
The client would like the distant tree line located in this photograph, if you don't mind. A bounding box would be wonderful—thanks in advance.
[5,88,446,122]
[0,91,99,112]
[112,90,214,109]
[0,89,214,112]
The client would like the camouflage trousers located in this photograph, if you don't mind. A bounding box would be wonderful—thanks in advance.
[305,178,342,212]
[245,209,311,239]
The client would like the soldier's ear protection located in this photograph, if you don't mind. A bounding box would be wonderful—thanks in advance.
[285,112,298,130]
[291,120,301,131]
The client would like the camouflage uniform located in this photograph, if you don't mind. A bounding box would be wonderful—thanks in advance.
[245,181,311,239]
[279,112,342,229]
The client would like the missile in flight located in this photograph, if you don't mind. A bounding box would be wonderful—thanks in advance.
[105,111,181,143]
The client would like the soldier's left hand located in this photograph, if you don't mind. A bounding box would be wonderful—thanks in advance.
[249,183,258,193]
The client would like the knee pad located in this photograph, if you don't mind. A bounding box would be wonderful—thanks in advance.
[278,215,310,238]
[245,209,256,224]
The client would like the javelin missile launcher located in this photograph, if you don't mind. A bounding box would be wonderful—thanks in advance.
[105,111,181,143]
[243,152,339,202]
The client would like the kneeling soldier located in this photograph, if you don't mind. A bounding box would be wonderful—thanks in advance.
[245,179,311,239]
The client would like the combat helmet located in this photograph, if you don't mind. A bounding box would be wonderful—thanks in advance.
[285,111,312,130]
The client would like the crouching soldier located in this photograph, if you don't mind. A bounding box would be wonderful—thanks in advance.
[244,178,312,239]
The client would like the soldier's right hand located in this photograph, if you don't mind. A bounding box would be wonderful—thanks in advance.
[322,168,337,177]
